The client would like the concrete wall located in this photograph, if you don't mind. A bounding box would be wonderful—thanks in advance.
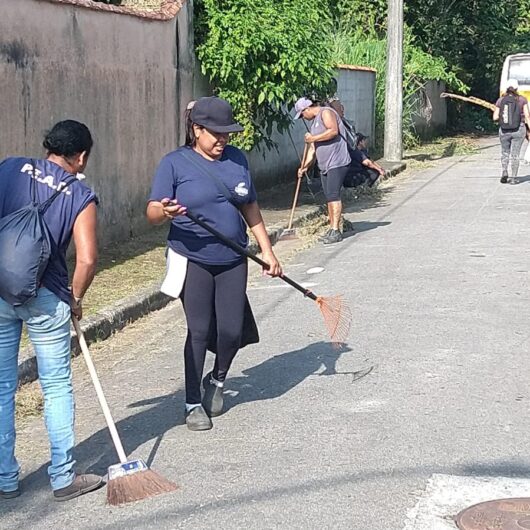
[412,80,447,139]
[0,0,193,243]
[336,66,377,140]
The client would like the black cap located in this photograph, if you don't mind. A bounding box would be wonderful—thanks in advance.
[190,97,244,134]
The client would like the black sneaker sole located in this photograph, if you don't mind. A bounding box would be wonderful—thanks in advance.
[322,236,343,245]
[0,489,20,499]
[54,477,104,502]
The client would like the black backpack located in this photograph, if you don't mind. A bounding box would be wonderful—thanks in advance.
[499,94,521,131]
[0,163,77,306]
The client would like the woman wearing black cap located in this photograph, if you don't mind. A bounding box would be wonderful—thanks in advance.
[147,97,282,431]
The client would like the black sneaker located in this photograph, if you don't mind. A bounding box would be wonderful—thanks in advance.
[318,228,333,241]
[500,172,508,183]
[202,373,224,417]
[185,405,213,431]
[0,488,20,499]
[53,474,103,502]
[322,229,343,245]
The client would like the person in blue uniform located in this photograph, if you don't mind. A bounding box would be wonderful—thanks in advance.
[147,97,282,431]
[0,120,102,501]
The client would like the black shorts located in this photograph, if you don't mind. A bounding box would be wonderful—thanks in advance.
[321,165,349,202]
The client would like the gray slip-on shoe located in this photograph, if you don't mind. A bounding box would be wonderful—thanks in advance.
[202,373,224,417]
[53,474,103,502]
[185,405,213,431]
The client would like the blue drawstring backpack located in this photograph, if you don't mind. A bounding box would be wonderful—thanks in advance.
[0,162,77,306]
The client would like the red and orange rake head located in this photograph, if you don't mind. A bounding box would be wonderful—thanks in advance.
[316,295,352,347]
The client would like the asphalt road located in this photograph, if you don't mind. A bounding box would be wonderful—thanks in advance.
[2,137,530,530]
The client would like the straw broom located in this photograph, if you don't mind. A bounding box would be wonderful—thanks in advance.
[440,92,496,112]
[72,317,177,505]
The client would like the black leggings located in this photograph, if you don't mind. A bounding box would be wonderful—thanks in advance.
[321,165,349,202]
[181,259,248,404]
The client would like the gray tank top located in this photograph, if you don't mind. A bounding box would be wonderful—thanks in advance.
[310,107,351,173]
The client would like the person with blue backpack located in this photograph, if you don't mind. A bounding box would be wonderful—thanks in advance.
[0,120,102,501]
[493,79,530,184]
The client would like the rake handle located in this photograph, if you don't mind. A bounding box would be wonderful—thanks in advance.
[287,176,303,231]
[185,211,317,301]
[286,141,309,231]
[72,316,128,464]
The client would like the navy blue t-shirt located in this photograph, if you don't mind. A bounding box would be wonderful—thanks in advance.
[0,157,97,304]
[149,146,257,265]
[351,148,369,172]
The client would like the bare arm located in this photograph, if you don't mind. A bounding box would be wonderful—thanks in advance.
[362,158,385,175]
[493,107,500,122]
[71,202,98,319]
[524,103,530,128]
[240,201,282,277]
[146,199,187,225]
[305,109,339,144]
[298,143,316,177]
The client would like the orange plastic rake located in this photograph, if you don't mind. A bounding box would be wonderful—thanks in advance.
[185,211,352,346]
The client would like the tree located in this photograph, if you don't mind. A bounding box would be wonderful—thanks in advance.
[195,0,335,150]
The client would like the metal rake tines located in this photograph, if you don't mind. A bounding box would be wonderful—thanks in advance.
[316,295,352,346]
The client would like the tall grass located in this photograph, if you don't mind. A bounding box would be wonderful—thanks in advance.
[332,30,467,148]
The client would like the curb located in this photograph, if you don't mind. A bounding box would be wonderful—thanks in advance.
[18,285,171,385]
[17,159,406,387]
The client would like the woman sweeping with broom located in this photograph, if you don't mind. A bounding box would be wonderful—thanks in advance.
[147,97,282,431]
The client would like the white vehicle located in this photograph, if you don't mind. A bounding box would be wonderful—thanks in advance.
[500,53,530,100]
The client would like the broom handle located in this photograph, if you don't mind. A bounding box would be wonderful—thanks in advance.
[72,316,128,464]
[440,92,496,111]
[286,142,308,230]
[185,211,318,301]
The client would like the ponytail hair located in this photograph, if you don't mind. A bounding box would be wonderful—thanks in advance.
[185,100,197,147]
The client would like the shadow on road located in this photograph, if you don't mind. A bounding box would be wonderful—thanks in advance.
[12,342,355,501]
[512,173,530,184]
[225,341,352,411]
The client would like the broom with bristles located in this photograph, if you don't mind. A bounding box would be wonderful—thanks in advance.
[440,92,496,112]
[185,211,352,346]
[72,317,178,506]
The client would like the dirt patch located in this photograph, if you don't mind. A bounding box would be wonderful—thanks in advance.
[16,382,43,424]
[404,135,479,171]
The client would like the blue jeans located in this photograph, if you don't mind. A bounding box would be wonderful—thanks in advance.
[0,288,75,492]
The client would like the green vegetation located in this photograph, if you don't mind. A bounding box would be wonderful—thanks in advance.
[404,0,530,100]
[195,0,334,150]
[193,0,530,147]
[332,30,466,147]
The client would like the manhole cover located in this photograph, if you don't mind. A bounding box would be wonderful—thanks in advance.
[456,498,530,529]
